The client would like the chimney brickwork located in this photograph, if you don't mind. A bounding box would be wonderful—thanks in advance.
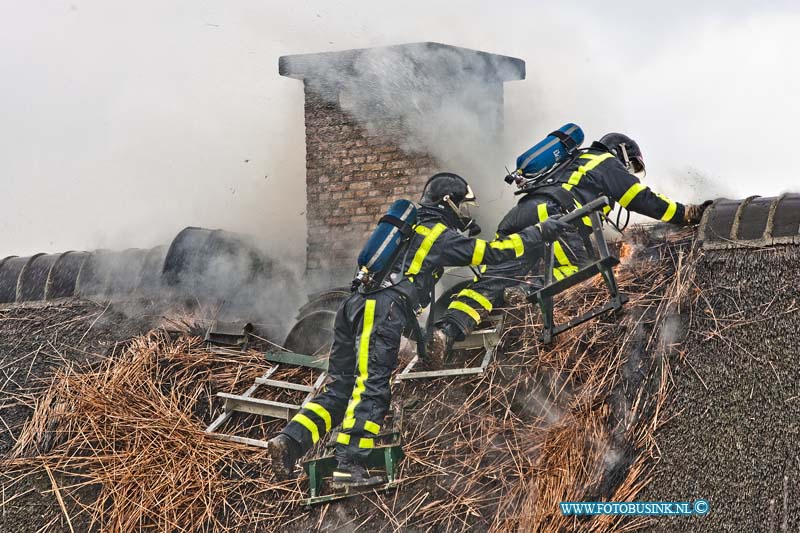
[279,42,525,286]
[303,85,436,278]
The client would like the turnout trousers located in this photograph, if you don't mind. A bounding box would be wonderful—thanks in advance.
[281,287,409,464]
[442,231,591,337]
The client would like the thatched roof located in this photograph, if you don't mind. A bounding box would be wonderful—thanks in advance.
[0,204,797,531]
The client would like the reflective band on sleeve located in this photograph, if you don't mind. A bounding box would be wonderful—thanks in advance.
[303,402,332,432]
[458,288,493,312]
[537,202,549,222]
[407,223,447,275]
[364,420,381,434]
[619,182,647,208]
[342,417,355,429]
[359,438,374,449]
[471,239,486,266]
[448,300,481,324]
[291,413,320,444]
[656,193,678,221]
[336,432,350,445]
[343,299,375,426]
[489,236,524,258]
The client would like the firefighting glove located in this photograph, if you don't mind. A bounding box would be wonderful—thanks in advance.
[683,200,713,225]
[536,216,576,243]
[466,221,482,237]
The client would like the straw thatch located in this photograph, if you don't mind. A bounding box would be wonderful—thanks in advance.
[0,226,700,532]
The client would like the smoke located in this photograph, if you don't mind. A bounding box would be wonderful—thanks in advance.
[2,0,799,259]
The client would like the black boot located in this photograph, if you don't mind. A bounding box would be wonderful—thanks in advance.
[268,433,301,480]
[331,459,384,489]
[421,327,448,370]
[422,322,460,370]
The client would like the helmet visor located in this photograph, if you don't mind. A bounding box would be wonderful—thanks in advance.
[631,156,646,175]
[463,184,478,206]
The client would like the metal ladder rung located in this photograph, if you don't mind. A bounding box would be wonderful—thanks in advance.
[218,392,301,419]
[210,433,271,449]
[453,330,494,350]
[205,366,279,433]
[395,315,503,381]
[254,377,315,392]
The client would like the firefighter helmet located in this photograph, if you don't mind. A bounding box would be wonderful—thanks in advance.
[419,172,479,234]
[598,133,645,175]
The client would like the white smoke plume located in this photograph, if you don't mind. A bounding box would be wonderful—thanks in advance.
[2,0,799,259]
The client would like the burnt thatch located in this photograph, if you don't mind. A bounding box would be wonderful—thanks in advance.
[642,244,800,531]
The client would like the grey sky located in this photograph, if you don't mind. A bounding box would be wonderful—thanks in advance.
[2,0,799,258]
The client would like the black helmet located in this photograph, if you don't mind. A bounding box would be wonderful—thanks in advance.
[419,172,479,234]
[420,172,475,206]
[598,133,645,174]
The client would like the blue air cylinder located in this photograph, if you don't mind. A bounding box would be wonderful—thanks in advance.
[511,123,585,180]
[357,199,418,276]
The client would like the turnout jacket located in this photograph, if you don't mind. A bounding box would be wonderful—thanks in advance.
[498,146,685,236]
[392,207,547,309]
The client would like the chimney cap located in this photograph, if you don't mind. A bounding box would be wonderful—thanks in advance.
[278,41,525,83]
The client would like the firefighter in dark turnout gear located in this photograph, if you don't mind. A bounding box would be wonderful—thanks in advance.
[430,133,713,351]
[268,173,573,484]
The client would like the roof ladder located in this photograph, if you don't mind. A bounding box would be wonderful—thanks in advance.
[204,349,328,449]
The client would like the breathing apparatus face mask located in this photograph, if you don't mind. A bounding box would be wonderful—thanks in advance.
[444,185,480,236]
[617,143,646,179]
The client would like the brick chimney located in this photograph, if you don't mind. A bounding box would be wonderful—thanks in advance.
[279,42,525,286]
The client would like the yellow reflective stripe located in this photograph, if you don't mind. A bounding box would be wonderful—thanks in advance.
[407,223,447,275]
[619,182,647,208]
[358,438,374,449]
[336,432,350,445]
[304,402,331,432]
[564,152,614,189]
[448,300,481,324]
[552,241,572,268]
[342,417,355,429]
[489,238,525,257]
[364,420,381,434]
[458,288,492,312]
[537,202,549,222]
[571,198,593,227]
[510,234,524,257]
[489,235,524,258]
[292,413,320,444]
[656,193,678,221]
[414,225,431,236]
[344,299,375,424]
[471,239,486,266]
[553,268,564,281]
[556,265,579,277]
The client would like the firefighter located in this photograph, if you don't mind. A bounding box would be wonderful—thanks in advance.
[428,133,713,356]
[267,172,573,485]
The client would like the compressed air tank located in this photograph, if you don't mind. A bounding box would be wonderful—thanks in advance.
[356,199,417,276]
[515,123,584,176]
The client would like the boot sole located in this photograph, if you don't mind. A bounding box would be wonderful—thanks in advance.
[267,439,295,480]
